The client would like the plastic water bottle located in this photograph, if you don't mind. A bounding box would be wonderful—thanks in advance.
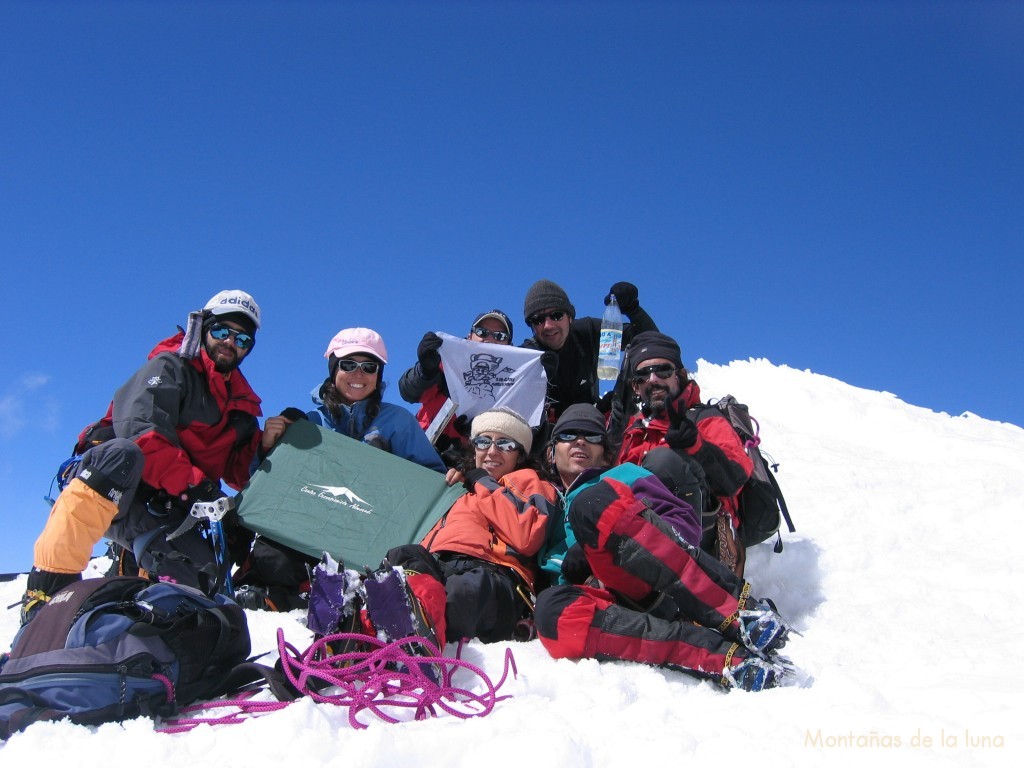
[597,294,623,380]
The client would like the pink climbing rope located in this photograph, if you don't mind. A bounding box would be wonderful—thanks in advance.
[159,629,517,733]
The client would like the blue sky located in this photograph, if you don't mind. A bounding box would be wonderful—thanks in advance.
[1,0,1021,573]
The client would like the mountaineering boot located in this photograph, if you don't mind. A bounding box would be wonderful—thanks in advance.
[232,584,275,611]
[20,568,82,626]
[722,651,795,692]
[307,556,361,635]
[737,594,792,655]
[363,563,443,684]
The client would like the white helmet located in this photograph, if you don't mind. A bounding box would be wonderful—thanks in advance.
[203,290,261,330]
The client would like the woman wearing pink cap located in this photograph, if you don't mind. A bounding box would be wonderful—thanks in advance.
[231,328,446,612]
[306,327,446,473]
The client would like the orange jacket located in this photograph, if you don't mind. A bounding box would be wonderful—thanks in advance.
[421,468,559,589]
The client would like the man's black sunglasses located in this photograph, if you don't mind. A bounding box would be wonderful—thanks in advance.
[527,310,567,327]
[632,363,676,383]
[209,323,255,350]
[554,432,605,445]
[472,326,511,342]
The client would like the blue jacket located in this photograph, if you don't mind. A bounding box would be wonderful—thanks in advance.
[306,386,446,474]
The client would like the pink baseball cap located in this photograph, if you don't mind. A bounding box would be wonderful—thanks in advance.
[323,327,388,363]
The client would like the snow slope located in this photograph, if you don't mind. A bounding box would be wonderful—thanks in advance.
[2,359,1021,767]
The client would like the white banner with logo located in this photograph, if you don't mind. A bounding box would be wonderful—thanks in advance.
[436,332,547,426]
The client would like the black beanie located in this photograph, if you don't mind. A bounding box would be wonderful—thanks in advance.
[624,331,683,373]
[524,279,575,322]
[552,403,607,437]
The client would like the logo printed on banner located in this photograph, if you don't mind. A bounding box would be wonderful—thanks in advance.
[437,332,547,425]
[301,484,373,515]
[462,352,516,401]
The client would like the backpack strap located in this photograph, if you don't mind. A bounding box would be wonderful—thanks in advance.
[764,461,796,534]
[219,661,301,702]
[0,687,62,741]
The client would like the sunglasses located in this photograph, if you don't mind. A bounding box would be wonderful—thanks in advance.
[471,435,522,453]
[527,310,567,327]
[554,432,605,445]
[336,359,381,375]
[208,323,255,350]
[632,363,677,384]
[472,326,511,343]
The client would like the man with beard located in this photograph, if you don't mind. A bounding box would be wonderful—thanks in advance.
[533,402,794,692]
[521,280,659,428]
[615,331,753,575]
[20,290,292,622]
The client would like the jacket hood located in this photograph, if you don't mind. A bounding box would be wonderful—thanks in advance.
[149,331,262,415]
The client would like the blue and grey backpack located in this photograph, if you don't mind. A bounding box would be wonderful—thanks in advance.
[0,576,252,740]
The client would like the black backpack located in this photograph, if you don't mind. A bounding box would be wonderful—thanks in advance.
[703,395,796,550]
[0,577,253,740]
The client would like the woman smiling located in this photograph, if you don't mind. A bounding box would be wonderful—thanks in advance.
[308,327,445,473]
[414,407,559,643]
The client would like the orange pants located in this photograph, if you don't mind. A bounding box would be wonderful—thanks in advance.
[33,478,119,574]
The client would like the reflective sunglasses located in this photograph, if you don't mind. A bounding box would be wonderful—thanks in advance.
[336,359,381,375]
[527,310,567,327]
[208,323,255,350]
[471,435,522,453]
[632,363,677,384]
[554,431,605,445]
[471,326,511,343]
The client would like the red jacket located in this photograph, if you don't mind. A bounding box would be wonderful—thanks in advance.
[421,468,559,589]
[414,379,463,442]
[617,380,752,519]
[84,332,263,495]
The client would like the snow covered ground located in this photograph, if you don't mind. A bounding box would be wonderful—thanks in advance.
[2,358,1021,766]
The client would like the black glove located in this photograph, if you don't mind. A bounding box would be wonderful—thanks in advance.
[452,414,472,437]
[177,478,226,512]
[279,406,308,421]
[462,467,489,493]
[605,282,640,315]
[417,332,443,378]
[561,543,593,584]
[664,395,699,450]
[222,509,256,566]
[540,350,558,381]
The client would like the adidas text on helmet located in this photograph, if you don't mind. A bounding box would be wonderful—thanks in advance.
[204,290,261,329]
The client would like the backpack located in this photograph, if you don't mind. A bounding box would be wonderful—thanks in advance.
[703,395,796,550]
[0,576,252,740]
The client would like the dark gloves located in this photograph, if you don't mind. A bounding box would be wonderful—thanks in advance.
[417,332,443,378]
[452,414,472,437]
[664,395,699,450]
[222,509,255,566]
[561,543,593,584]
[605,282,640,315]
[462,467,489,493]
[279,406,308,421]
[540,350,558,381]
[177,478,226,512]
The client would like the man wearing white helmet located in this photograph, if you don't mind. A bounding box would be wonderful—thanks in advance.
[20,290,291,622]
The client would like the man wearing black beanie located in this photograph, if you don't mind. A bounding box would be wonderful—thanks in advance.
[521,279,659,429]
[615,330,754,576]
